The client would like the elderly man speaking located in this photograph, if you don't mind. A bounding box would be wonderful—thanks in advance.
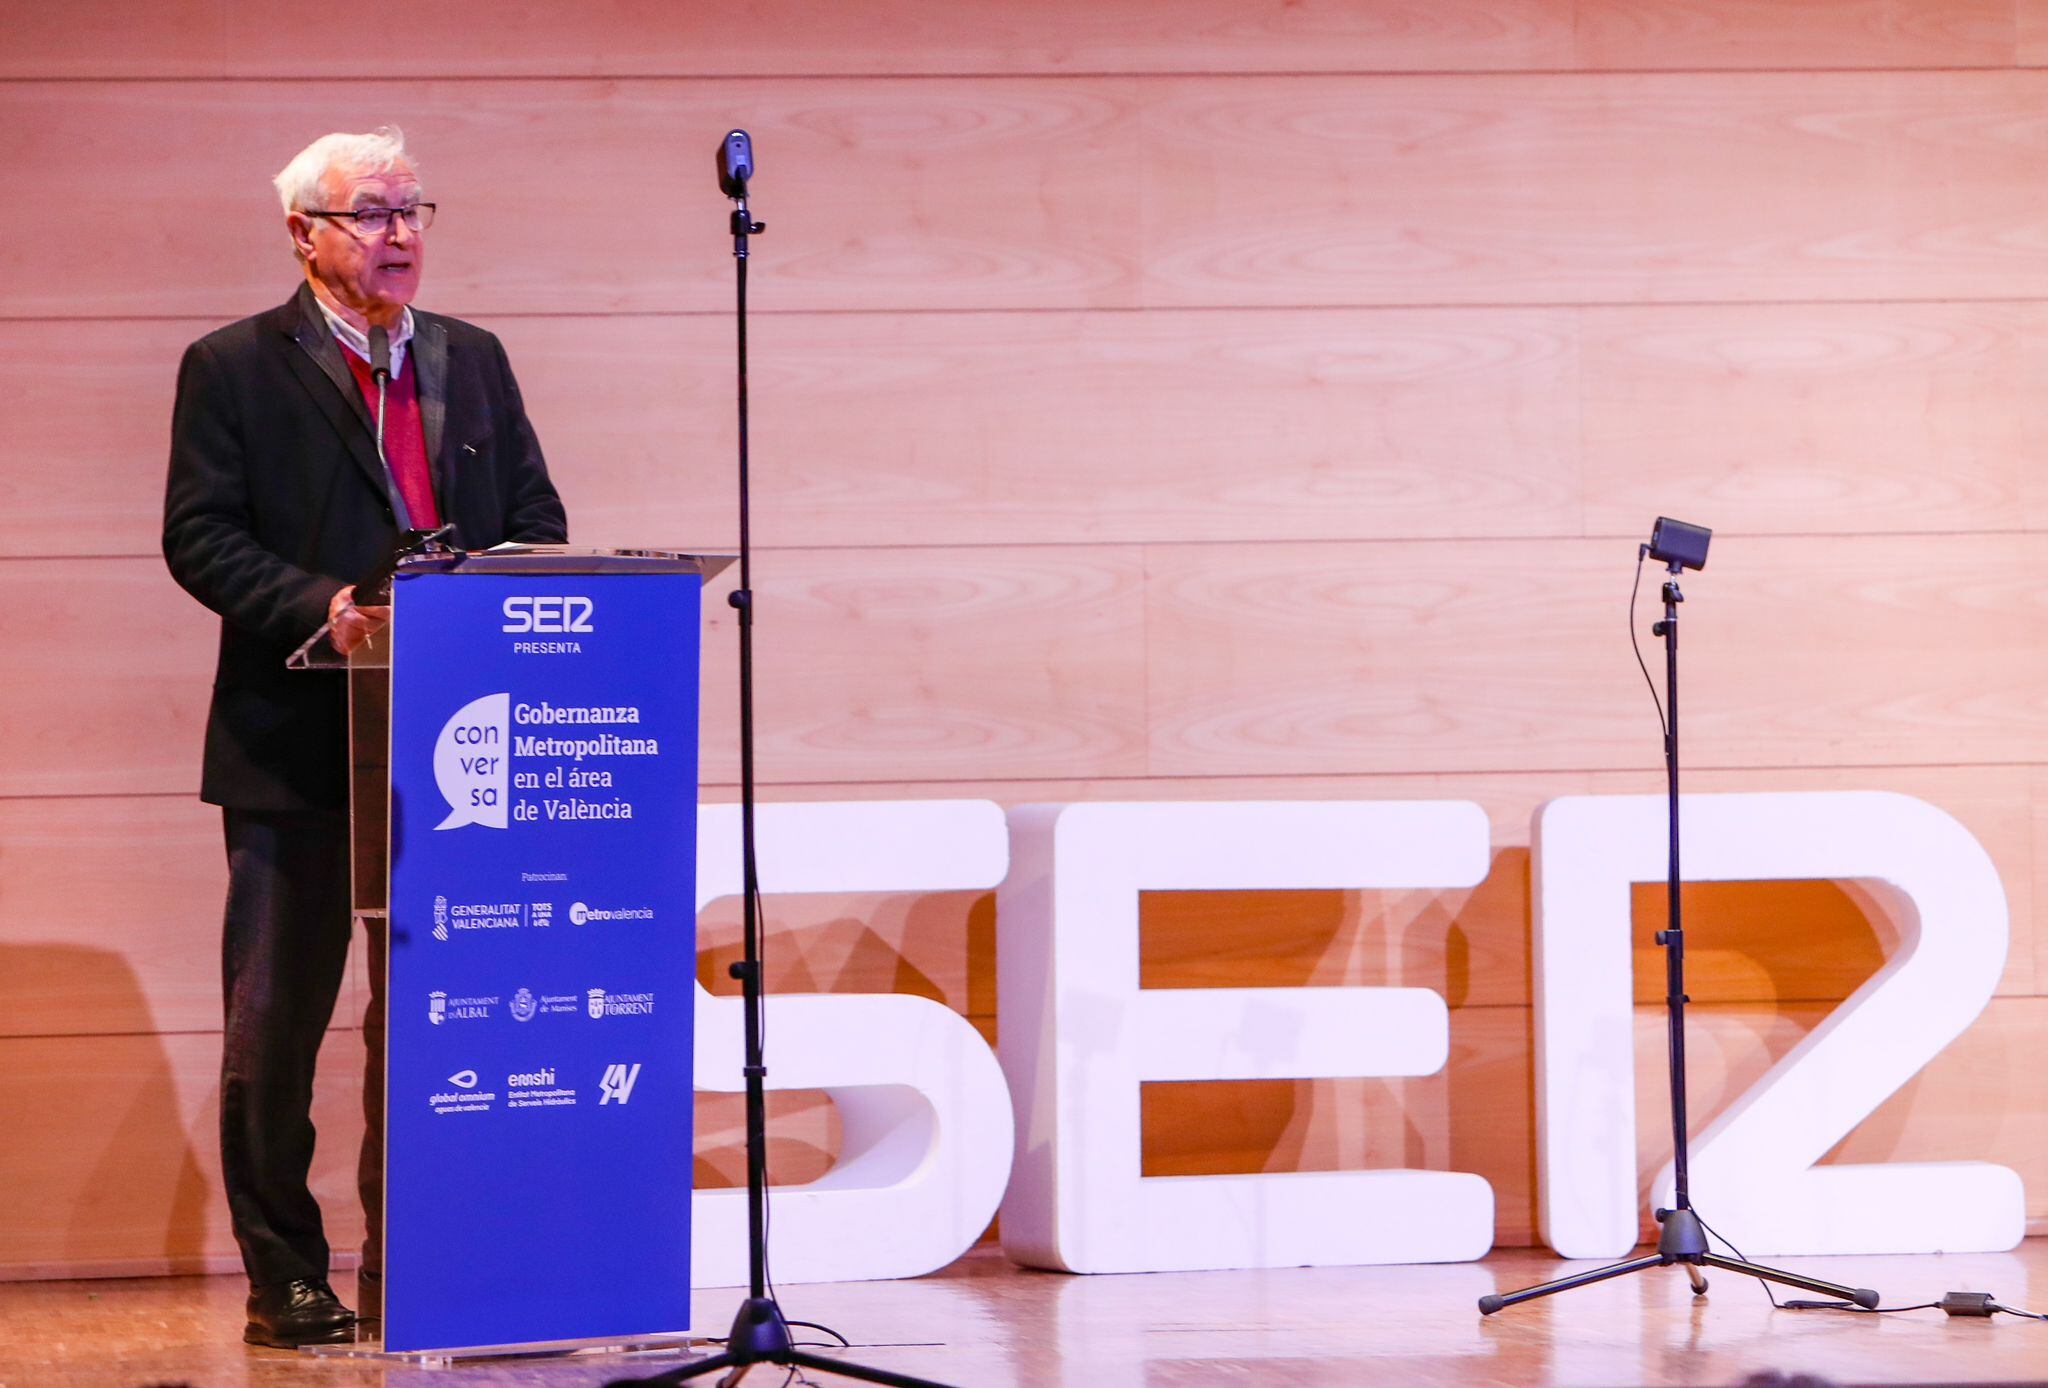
[163,127,567,1347]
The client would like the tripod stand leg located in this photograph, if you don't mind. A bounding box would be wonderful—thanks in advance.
[610,1350,738,1385]
[607,1295,962,1388]
[1479,1252,1665,1314]
[1683,1263,1708,1296]
[785,1350,960,1388]
[612,1348,952,1388]
[1700,1254,1878,1308]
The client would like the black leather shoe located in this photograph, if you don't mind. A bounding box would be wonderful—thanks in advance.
[244,1277,356,1348]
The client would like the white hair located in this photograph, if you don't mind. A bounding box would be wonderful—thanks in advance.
[273,126,416,214]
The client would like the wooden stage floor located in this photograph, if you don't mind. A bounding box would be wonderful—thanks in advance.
[4,1242,2047,1387]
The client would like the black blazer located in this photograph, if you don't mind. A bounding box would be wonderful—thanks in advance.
[164,284,568,812]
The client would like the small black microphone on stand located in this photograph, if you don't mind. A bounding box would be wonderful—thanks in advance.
[717,129,766,254]
[716,128,753,198]
[368,324,396,514]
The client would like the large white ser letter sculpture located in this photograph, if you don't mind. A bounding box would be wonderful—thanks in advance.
[999,801,1496,1273]
[1534,791,2020,1258]
[692,801,1015,1285]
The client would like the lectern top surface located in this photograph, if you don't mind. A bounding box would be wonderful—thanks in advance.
[401,545,735,578]
[284,548,732,670]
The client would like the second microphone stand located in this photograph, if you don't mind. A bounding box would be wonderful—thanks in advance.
[611,155,959,1388]
[1478,557,1880,1317]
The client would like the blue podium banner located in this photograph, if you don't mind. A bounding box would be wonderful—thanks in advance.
[384,569,699,1352]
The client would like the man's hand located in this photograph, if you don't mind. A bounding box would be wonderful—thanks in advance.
[328,586,392,655]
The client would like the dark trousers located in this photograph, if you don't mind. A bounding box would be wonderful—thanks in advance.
[219,808,385,1289]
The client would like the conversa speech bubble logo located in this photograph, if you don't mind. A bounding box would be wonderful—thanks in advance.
[434,692,510,830]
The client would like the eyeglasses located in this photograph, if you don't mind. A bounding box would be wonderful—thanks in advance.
[302,203,437,236]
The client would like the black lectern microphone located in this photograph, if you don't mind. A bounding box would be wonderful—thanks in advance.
[352,524,455,607]
[366,323,402,527]
[717,129,753,198]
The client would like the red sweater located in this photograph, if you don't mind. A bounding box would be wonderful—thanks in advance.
[343,352,440,528]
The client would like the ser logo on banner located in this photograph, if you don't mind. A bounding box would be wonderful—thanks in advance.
[502,595,596,633]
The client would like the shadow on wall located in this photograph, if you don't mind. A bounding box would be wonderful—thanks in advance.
[0,944,212,1276]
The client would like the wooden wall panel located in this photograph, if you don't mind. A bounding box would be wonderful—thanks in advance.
[0,1029,363,1277]
[4,1,2020,82]
[486,300,2048,546]
[0,559,215,798]
[0,547,1146,796]
[18,300,2048,561]
[19,536,2038,801]
[0,80,1143,320]
[0,1,1582,80]
[1576,1,2016,71]
[0,0,225,79]
[701,545,1149,785]
[8,71,2048,321]
[2036,766,2048,993]
[513,306,1585,553]
[2025,0,2048,65]
[1144,534,2048,778]
[2015,0,2048,66]
[0,320,196,560]
[1578,302,2048,538]
[0,796,227,1038]
[0,792,371,1042]
[1137,71,2048,309]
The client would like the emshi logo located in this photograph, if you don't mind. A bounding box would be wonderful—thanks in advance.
[502,595,595,633]
[433,692,510,830]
